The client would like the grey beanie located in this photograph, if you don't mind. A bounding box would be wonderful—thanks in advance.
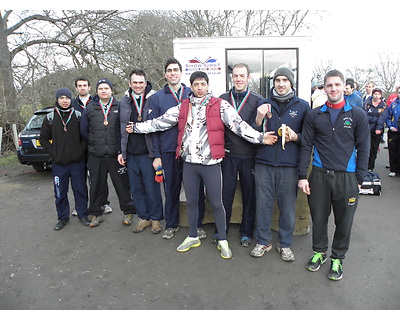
[273,67,295,87]
[56,88,72,100]
[96,78,113,91]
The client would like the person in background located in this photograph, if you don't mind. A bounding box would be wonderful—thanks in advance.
[80,78,136,227]
[117,69,163,233]
[40,88,89,230]
[345,79,363,108]
[362,81,375,105]
[298,70,369,281]
[311,83,327,109]
[363,88,387,171]
[129,71,278,260]
[386,85,400,177]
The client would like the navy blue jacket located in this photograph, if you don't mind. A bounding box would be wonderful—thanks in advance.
[219,88,263,158]
[363,98,387,133]
[147,84,191,157]
[386,98,400,130]
[299,101,370,184]
[255,91,310,167]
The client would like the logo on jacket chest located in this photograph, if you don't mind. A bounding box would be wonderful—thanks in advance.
[343,117,353,128]
[288,110,298,118]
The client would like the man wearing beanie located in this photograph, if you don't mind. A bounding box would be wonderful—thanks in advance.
[40,88,89,230]
[80,78,136,227]
[251,67,310,262]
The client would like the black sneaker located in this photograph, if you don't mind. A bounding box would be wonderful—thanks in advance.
[328,259,343,281]
[79,216,91,226]
[306,251,327,271]
[54,219,69,230]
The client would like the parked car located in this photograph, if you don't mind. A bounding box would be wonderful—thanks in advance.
[17,107,53,172]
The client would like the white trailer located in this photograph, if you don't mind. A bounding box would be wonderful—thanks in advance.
[173,36,313,102]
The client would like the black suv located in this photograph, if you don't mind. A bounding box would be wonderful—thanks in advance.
[17,107,53,172]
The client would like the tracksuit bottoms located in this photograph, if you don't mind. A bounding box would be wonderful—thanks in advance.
[308,166,359,260]
[182,162,227,240]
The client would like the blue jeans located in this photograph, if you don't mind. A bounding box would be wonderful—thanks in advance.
[127,153,163,221]
[254,164,298,247]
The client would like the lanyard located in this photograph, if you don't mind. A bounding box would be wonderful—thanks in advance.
[131,93,145,120]
[230,90,250,113]
[168,85,184,104]
[101,97,113,125]
[55,107,74,132]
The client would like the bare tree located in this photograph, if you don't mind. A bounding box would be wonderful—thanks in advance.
[372,53,400,96]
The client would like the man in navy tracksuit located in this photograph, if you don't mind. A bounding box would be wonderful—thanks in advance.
[251,67,310,262]
[298,69,370,281]
[147,58,205,239]
[218,63,264,247]
[40,88,89,230]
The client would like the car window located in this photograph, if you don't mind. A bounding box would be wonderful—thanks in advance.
[26,114,46,130]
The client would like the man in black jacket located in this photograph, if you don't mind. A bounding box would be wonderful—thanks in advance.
[80,78,135,227]
[71,76,113,216]
[217,63,264,247]
[40,88,89,230]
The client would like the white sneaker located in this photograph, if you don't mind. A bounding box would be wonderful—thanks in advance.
[250,243,272,257]
[162,227,179,239]
[177,236,201,252]
[197,228,207,239]
[217,240,232,259]
[102,204,112,214]
[277,246,295,262]
[71,210,78,216]
[389,172,396,177]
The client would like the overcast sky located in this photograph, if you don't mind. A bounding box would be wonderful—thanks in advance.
[311,8,397,71]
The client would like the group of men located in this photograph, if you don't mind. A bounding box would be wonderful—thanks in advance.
[39,58,370,281]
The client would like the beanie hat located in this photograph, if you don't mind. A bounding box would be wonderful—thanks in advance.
[273,67,295,87]
[96,78,113,91]
[55,88,72,100]
[372,88,383,96]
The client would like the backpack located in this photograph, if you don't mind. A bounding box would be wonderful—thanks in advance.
[47,108,81,125]
[359,171,381,195]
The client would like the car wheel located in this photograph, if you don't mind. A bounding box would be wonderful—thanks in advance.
[32,164,51,172]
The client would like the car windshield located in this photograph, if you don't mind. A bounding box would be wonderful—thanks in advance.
[26,114,46,130]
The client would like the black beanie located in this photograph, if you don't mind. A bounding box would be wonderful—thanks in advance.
[273,67,295,87]
[55,88,72,100]
[96,78,113,91]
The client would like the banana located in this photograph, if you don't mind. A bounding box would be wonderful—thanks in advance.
[277,124,287,150]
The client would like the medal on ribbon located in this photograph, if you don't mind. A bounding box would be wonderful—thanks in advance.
[55,107,74,132]
[101,97,113,125]
[132,93,144,121]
